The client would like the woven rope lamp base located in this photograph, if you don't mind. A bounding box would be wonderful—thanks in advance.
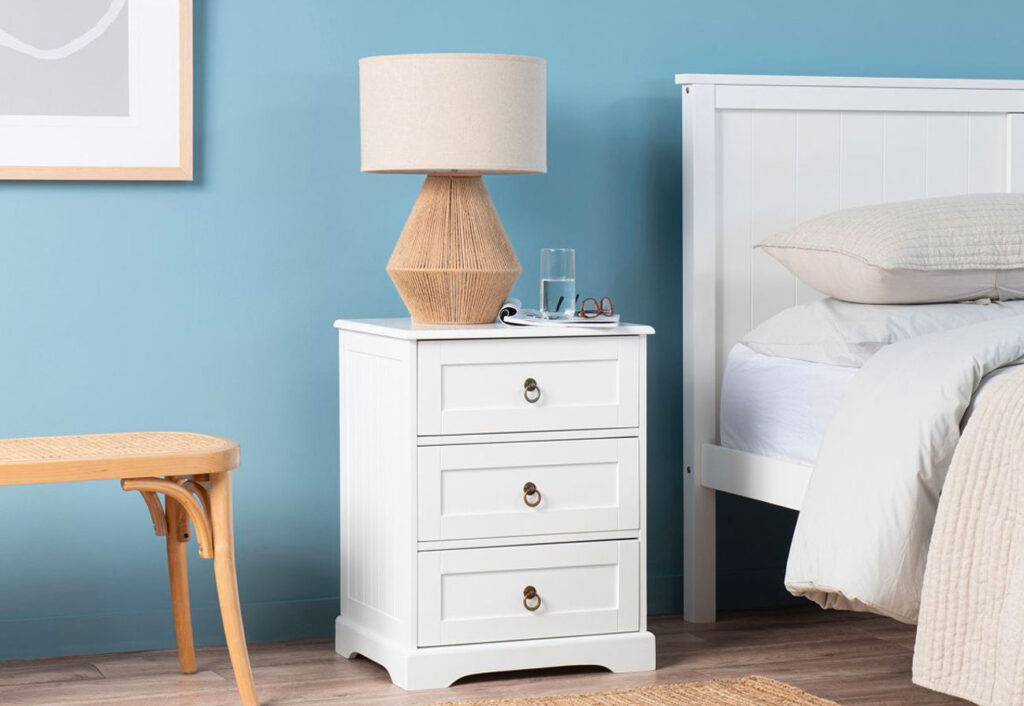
[387,175,522,324]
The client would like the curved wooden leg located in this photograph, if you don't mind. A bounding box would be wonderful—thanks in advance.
[165,497,197,675]
[209,471,259,706]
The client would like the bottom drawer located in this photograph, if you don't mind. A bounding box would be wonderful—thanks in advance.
[417,540,639,647]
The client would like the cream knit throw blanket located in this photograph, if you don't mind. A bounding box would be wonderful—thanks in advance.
[913,368,1024,705]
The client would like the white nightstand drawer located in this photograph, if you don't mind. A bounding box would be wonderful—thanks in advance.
[417,540,639,647]
[418,438,639,541]
[417,337,640,435]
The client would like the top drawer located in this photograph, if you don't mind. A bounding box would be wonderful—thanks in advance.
[417,337,640,435]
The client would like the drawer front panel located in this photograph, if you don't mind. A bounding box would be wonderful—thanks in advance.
[417,540,639,647]
[417,337,640,435]
[418,438,640,541]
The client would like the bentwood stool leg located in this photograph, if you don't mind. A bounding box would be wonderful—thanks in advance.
[209,471,258,706]
[124,471,258,705]
[165,497,198,674]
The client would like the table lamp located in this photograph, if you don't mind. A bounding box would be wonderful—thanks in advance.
[359,53,547,324]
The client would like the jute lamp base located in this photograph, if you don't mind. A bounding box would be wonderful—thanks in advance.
[387,175,522,324]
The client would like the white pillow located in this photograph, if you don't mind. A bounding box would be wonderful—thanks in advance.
[741,298,1024,367]
[759,193,1024,304]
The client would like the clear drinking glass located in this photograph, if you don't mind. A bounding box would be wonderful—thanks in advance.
[539,248,576,319]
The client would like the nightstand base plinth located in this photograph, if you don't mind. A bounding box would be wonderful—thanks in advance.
[336,615,657,691]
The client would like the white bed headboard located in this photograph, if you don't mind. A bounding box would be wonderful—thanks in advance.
[678,73,1024,621]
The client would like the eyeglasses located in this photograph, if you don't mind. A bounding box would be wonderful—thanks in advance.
[576,296,614,319]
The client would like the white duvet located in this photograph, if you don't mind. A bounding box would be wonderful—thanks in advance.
[784,314,1024,623]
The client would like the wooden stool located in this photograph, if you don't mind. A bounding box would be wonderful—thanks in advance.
[0,432,258,706]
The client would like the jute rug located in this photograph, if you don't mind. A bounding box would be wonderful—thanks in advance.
[434,676,838,705]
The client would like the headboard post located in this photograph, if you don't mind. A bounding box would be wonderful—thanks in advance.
[1008,114,1024,192]
[681,82,718,623]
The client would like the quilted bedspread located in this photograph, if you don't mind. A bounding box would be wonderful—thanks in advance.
[913,367,1024,705]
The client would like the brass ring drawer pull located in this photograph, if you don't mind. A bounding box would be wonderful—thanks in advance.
[523,377,541,403]
[523,481,542,507]
[523,585,542,611]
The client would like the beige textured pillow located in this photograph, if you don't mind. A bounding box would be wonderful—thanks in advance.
[759,193,1024,304]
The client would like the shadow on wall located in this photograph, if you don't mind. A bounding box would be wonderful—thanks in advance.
[611,93,688,612]
[717,496,804,609]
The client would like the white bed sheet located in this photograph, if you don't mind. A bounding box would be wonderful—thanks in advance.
[720,344,856,467]
[720,342,1022,467]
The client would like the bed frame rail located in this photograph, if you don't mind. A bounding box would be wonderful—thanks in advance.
[702,445,810,512]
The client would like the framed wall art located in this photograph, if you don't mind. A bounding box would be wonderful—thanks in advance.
[0,0,193,180]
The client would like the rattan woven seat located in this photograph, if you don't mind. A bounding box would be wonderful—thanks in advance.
[2,431,257,705]
[0,432,239,485]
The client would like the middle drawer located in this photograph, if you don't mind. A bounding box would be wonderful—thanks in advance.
[418,437,640,541]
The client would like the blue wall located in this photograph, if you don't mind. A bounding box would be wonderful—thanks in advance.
[1,0,1022,659]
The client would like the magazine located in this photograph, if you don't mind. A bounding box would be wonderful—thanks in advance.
[498,298,620,328]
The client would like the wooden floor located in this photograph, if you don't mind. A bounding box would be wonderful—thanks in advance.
[0,607,968,705]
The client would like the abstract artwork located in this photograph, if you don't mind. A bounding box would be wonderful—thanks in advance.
[0,0,192,180]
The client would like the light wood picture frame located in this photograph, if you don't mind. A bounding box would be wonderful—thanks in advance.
[0,0,193,181]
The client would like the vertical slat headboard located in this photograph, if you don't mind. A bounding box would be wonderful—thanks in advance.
[678,74,1024,623]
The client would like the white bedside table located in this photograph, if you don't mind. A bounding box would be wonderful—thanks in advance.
[334,318,657,690]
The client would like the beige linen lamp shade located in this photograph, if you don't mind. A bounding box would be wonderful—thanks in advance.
[359,54,546,174]
[359,53,547,324]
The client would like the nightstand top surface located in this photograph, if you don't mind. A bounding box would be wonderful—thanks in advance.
[334,318,654,340]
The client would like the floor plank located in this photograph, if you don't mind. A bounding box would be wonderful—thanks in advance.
[0,670,230,705]
[0,607,970,705]
[0,661,103,687]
